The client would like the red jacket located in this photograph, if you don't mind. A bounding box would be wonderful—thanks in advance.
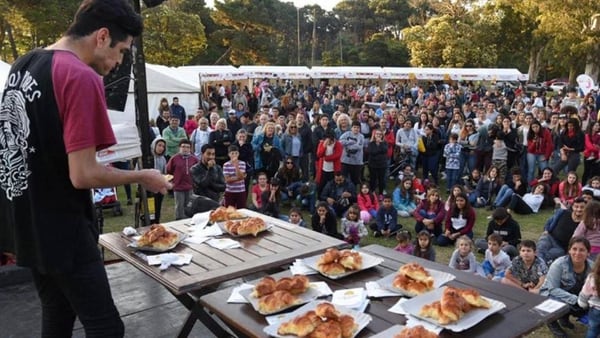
[315,140,342,184]
[166,154,199,191]
[527,128,553,159]
[384,129,395,158]
[358,192,379,212]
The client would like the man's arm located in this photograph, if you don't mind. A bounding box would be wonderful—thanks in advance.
[68,146,170,194]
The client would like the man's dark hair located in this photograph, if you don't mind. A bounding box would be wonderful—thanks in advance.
[66,0,143,46]
[178,139,191,146]
[520,239,536,251]
[201,143,215,154]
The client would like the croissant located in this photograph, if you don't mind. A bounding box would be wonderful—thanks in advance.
[308,320,342,338]
[440,287,467,322]
[317,262,346,276]
[278,310,321,336]
[338,251,362,270]
[338,314,357,338]
[460,288,491,309]
[315,302,340,321]
[137,224,166,247]
[236,217,266,236]
[288,275,310,295]
[399,262,431,282]
[252,276,277,298]
[318,248,340,265]
[209,206,245,222]
[394,325,439,338]
[257,290,300,313]
[151,230,179,250]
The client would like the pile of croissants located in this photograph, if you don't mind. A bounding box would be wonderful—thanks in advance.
[419,286,491,325]
[278,302,357,338]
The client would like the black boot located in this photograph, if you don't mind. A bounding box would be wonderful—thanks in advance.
[558,315,575,329]
[546,320,568,338]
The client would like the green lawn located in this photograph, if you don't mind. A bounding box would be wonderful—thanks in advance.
[101,171,588,337]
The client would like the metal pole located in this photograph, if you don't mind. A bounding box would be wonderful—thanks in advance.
[297,7,300,66]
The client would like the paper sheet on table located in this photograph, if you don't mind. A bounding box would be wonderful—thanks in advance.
[227,283,254,303]
[366,281,401,298]
[388,297,409,315]
[189,225,223,237]
[183,236,211,244]
[310,281,333,297]
[206,238,241,249]
[534,299,566,314]
[147,253,192,266]
[191,213,210,227]
[290,259,318,275]
[405,314,443,334]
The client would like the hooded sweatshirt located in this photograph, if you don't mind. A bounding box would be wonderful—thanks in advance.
[151,137,167,174]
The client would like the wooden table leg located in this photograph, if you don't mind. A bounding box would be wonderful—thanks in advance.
[175,292,233,338]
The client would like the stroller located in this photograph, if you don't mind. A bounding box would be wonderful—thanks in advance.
[389,146,412,180]
[93,187,123,217]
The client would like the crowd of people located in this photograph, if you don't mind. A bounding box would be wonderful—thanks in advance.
[148,78,600,337]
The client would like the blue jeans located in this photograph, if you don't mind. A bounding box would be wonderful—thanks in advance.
[494,185,514,207]
[446,168,460,192]
[460,152,477,176]
[421,153,439,185]
[586,307,600,338]
[32,259,124,337]
[526,153,548,183]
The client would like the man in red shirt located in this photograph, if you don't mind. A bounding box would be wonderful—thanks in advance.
[0,1,170,336]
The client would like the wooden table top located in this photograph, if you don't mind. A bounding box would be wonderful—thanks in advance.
[199,244,569,338]
[98,209,346,295]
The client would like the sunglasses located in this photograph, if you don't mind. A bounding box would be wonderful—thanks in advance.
[465,125,473,127]
[286,161,293,164]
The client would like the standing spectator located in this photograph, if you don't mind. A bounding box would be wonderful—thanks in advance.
[413,188,446,238]
[420,123,441,186]
[443,133,462,193]
[223,145,247,209]
[437,192,475,246]
[190,117,211,158]
[226,109,242,137]
[281,120,304,167]
[184,114,198,137]
[151,137,167,223]
[526,120,554,183]
[170,97,186,126]
[209,118,234,167]
[315,131,343,196]
[458,119,479,176]
[296,113,313,181]
[166,140,199,220]
[542,237,592,337]
[252,121,283,179]
[156,104,171,135]
[367,128,388,196]
[583,121,600,184]
[339,121,365,186]
[475,207,521,259]
[395,119,418,168]
[162,116,188,159]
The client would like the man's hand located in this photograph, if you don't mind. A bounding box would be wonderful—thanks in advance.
[207,159,216,168]
[326,197,335,205]
[141,169,171,195]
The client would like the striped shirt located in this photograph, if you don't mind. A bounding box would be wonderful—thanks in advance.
[223,161,246,193]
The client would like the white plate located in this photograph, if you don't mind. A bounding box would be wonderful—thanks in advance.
[400,287,506,332]
[302,251,384,279]
[239,285,322,315]
[376,267,456,297]
[216,221,273,237]
[128,233,187,253]
[263,301,372,338]
[331,288,366,308]
[369,324,406,338]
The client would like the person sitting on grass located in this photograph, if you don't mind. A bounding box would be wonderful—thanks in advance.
[311,201,341,239]
[501,240,548,294]
[505,183,547,215]
[285,207,306,227]
[394,230,413,255]
[492,168,528,209]
[437,192,475,246]
[448,235,479,274]
[475,207,521,260]
[554,171,583,210]
[468,165,501,208]
[357,183,379,224]
[413,188,445,238]
[412,230,436,262]
[393,177,417,217]
[481,233,511,281]
[320,172,357,218]
[373,195,402,238]
[572,201,600,261]
[341,204,368,248]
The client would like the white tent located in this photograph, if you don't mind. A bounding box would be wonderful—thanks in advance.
[124,63,201,122]
[238,65,311,80]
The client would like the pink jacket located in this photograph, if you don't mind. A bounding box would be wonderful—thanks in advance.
[357,193,379,212]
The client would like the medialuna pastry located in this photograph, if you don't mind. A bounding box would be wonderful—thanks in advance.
[419,286,491,325]
[316,248,362,276]
[394,325,439,338]
[223,217,266,236]
[209,206,246,223]
[137,224,179,250]
[277,302,357,338]
[392,262,434,295]
[252,275,310,313]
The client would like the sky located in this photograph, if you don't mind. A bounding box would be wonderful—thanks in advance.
[205,0,342,12]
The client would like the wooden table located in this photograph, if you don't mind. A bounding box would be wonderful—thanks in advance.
[199,244,569,338]
[99,209,345,337]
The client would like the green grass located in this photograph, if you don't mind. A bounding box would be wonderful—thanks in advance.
[101,169,588,337]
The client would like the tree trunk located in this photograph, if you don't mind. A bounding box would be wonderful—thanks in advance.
[527,46,544,83]
[584,45,600,84]
[7,24,18,61]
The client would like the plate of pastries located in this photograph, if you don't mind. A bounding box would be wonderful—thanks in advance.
[400,286,506,332]
[130,224,186,252]
[302,248,384,279]
[263,301,372,338]
[377,262,455,297]
[218,217,271,237]
[208,206,247,223]
[369,324,439,338]
[238,275,321,315]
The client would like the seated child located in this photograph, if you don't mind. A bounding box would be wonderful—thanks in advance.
[412,230,436,262]
[357,184,379,223]
[394,230,413,254]
[501,240,548,293]
[392,178,416,217]
[286,207,306,227]
[341,204,368,247]
[373,195,402,237]
[481,233,511,281]
[448,235,478,273]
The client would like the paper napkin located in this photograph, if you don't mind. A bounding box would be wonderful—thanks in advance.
[206,238,241,250]
[147,253,192,270]
[227,283,254,303]
[310,282,333,297]
[290,259,318,275]
[388,297,409,315]
[365,281,401,298]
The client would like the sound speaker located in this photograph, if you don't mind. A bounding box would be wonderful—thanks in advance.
[142,0,166,7]
[104,51,133,112]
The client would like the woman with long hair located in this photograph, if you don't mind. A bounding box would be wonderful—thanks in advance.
[583,121,600,184]
[413,188,446,237]
[251,121,283,179]
[554,171,583,209]
[458,119,479,177]
[437,192,476,246]
[420,123,441,186]
[526,119,554,183]
[469,166,501,208]
[367,128,388,196]
[553,116,585,174]
[572,201,600,259]
[281,120,303,168]
[393,177,417,218]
